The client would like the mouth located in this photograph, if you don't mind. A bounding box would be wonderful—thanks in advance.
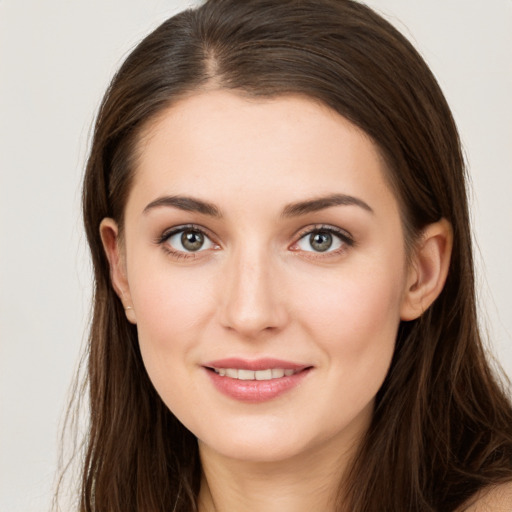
[203,358,313,402]
[209,367,302,380]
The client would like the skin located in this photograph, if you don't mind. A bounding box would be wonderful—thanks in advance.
[460,483,512,512]
[101,90,452,511]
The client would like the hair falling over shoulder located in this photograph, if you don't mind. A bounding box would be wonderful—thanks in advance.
[55,1,512,510]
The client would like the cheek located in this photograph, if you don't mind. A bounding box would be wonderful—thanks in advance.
[293,255,406,369]
[128,263,216,385]
[131,261,213,333]
[301,264,403,327]
[293,263,405,422]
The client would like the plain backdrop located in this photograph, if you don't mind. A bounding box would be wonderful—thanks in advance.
[0,1,511,510]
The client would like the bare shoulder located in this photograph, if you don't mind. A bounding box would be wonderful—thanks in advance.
[459,482,512,512]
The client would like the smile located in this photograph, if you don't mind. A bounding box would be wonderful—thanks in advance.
[204,359,312,402]
[212,368,299,380]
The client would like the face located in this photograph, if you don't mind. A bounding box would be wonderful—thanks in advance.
[105,90,416,465]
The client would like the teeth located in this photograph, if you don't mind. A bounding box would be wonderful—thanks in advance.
[213,368,299,380]
[238,369,254,380]
[255,369,272,380]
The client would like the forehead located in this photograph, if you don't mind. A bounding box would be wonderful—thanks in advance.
[127,90,397,218]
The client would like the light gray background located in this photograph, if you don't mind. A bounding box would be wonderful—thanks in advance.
[1,1,511,511]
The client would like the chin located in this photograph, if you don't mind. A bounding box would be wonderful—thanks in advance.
[199,435,308,464]
[194,412,360,466]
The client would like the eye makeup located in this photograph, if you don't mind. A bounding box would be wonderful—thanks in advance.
[154,221,355,262]
[155,223,220,261]
[287,224,355,262]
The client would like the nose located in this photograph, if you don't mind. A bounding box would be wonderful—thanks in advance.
[218,245,288,338]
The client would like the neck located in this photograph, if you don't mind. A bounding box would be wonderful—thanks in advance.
[197,435,359,512]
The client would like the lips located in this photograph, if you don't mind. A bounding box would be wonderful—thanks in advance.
[212,367,299,380]
[203,358,312,402]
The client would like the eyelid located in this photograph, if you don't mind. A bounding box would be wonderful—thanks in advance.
[290,224,355,253]
[155,223,353,258]
[156,224,219,256]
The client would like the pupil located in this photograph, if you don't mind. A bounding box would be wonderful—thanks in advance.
[310,232,332,252]
[181,230,204,251]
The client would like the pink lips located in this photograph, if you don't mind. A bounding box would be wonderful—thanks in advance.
[205,358,307,371]
[203,358,312,403]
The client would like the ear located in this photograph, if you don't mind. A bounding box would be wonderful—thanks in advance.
[99,218,137,324]
[400,219,453,321]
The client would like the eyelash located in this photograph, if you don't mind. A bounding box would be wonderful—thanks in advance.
[292,225,355,257]
[156,224,216,260]
[155,223,355,260]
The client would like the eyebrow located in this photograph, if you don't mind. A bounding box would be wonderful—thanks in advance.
[281,193,373,217]
[142,192,373,218]
[143,195,222,217]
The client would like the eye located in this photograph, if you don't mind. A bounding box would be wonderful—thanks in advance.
[163,227,216,253]
[294,227,352,253]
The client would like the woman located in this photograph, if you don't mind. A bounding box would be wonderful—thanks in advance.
[69,0,512,510]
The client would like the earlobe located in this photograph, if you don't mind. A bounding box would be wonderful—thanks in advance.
[400,218,453,321]
[99,218,137,324]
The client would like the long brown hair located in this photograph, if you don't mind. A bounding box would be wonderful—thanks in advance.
[68,0,512,510]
